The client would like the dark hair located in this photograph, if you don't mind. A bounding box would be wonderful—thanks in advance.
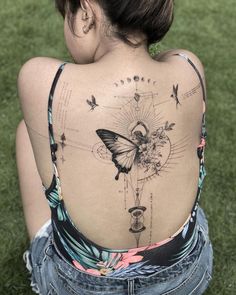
[55,0,174,48]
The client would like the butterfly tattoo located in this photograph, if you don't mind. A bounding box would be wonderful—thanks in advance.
[96,129,139,180]
[87,95,99,111]
[96,122,175,181]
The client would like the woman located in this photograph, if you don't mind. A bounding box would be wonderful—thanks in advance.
[16,0,213,294]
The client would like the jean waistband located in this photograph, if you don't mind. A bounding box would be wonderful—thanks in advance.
[51,209,208,285]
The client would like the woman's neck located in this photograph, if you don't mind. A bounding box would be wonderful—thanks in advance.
[93,38,153,66]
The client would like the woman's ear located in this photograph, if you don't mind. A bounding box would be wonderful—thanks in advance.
[80,0,96,34]
[80,0,95,16]
[80,0,87,12]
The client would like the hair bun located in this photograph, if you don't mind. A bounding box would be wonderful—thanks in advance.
[100,0,174,46]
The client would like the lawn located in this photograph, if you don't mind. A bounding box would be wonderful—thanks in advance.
[0,0,235,294]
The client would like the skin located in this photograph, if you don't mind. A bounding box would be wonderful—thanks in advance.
[16,0,206,247]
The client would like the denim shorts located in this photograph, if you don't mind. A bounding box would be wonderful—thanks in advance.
[23,207,213,295]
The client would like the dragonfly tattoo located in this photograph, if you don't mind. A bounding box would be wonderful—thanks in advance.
[87,95,99,111]
[171,84,181,108]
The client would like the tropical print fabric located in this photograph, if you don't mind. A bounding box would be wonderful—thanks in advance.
[42,62,207,277]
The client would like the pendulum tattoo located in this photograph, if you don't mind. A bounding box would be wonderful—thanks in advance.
[149,193,153,245]
[60,133,66,163]
[60,133,66,149]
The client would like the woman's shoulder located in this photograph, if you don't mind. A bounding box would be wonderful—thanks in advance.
[153,48,205,76]
[18,56,63,74]
[18,57,66,120]
[153,48,204,65]
[18,57,64,101]
[17,57,67,136]
[18,57,64,79]
[153,48,206,101]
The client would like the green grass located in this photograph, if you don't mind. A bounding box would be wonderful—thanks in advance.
[0,0,235,294]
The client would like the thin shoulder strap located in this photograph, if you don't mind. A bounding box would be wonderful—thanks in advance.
[173,53,207,138]
[48,63,67,164]
[173,53,206,104]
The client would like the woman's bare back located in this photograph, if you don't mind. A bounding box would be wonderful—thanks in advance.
[18,50,205,249]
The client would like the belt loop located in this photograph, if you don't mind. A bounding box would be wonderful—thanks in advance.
[127,278,135,295]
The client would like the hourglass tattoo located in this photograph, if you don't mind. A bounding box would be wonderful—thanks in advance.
[93,75,188,246]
